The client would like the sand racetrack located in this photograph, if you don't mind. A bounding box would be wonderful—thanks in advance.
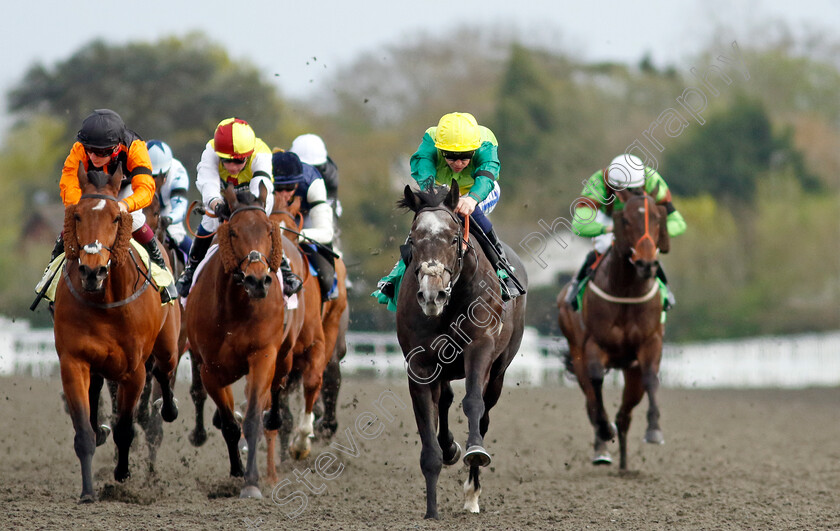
[1,374,838,530]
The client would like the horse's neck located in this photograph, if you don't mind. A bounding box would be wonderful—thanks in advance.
[598,250,654,295]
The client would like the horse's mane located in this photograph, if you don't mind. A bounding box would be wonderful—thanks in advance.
[397,186,451,212]
[87,170,112,190]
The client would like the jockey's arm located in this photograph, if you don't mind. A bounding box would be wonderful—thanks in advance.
[59,143,87,206]
[196,144,224,210]
[409,130,439,191]
[120,139,154,212]
[665,204,687,237]
[247,150,274,215]
[300,178,334,244]
[161,159,190,223]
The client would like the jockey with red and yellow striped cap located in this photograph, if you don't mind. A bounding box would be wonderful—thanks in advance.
[175,117,302,297]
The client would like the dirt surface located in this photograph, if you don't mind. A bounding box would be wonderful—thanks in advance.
[2,374,838,530]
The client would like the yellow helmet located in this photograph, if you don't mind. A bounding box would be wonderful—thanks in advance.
[434,112,481,152]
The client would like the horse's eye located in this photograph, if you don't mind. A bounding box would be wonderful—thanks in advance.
[74,213,81,222]
[407,238,413,245]
[113,215,120,224]
[229,230,237,238]
[451,236,458,244]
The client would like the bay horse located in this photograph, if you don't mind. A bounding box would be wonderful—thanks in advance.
[557,190,670,470]
[396,182,528,519]
[184,183,290,498]
[264,194,349,482]
[54,165,180,502]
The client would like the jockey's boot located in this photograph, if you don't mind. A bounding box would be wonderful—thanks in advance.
[279,255,303,296]
[656,266,676,311]
[50,233,65,262]
[141,239,176,303]
[565,251,597,311]
[484,228,525,301]
[176,235,212,298]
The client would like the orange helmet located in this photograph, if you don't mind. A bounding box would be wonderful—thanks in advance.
[213,117,256,159]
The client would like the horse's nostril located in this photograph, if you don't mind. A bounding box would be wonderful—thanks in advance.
[96,266,108,278]
[416,291,426,305]
[435,290,448,305]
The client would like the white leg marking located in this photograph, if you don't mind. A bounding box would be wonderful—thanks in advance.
[463,476,481,513]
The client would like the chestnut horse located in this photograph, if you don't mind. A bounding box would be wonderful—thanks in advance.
[54,166,180,502]
[264,194,349,482]
[396,183,528,519]
[557,190,670,470]
[184,184,291,498]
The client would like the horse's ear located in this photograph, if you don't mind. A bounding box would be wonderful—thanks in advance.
[223,183,238,211]
[402,185,418,212]
[77,163,89,190]
[446,179,460,210]
[257,180,268,207]
[657,205,670,254]
[108,164,123,193]
[612,210,627,251]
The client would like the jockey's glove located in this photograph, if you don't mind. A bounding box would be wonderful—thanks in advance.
[213,201,231,221]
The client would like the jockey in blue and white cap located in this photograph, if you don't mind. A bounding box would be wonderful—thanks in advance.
[146,139,193,258]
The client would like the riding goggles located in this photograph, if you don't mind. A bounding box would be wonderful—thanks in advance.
[220,156,247,164]
[441,150,475,161]
[85,145,118,157]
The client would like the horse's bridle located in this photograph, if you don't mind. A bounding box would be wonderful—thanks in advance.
[228,205,274,283]
[411,206,474,298]
[64,193,152,309]
[628,194,660,265]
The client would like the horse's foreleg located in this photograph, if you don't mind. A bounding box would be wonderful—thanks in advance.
[203,370,244,478]
[461,339,494,469]
[408,379,443,520]
[583,341,615,445]
[240,351,276,498]
[135,358,155,432]
[60,360,97,502]
[291,343,326,460]
[113,367,145,483]
[315,306,348,440]
[617,367,645,470]
[188,353,208,447]
[642,363,664,446]
[437,381,460,466]
[87,373,109,447]
[314,347,342,440]
[151,320,180,424]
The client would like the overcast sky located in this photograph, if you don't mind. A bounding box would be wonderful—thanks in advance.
[2,0,837,120]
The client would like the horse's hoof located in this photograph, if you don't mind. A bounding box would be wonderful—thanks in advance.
[463,445,491,468]
[592,452,613,465]
[238,438,248,455]
[239,485,263,499]
[96,424,111,447]
[289,446,311,460]
[644,429,665,445]
[313,418,338,440]
[78,493,96,504]
[154,398,179,423]
[114,467,131,482]
[189,428,208,447]
[443,441,462,466]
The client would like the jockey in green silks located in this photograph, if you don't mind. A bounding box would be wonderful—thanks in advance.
[372,112,525,311]
[565,153,687,311]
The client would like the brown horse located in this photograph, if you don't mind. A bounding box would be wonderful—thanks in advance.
[558,190,670,470]
[184,184,290,498]
[264,194,349,482]
[54,166,180,502]
[396,183,528,519]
